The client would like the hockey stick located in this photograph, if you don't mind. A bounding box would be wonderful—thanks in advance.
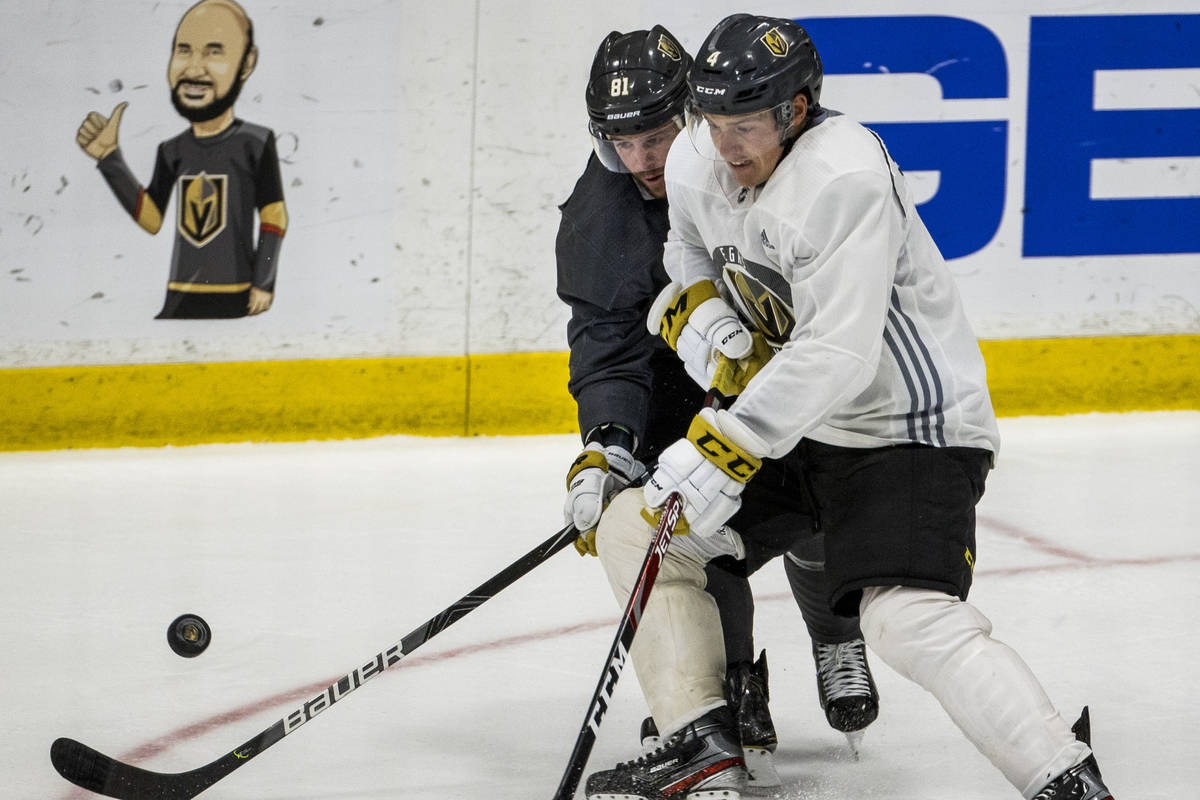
[51,522,580,799]
[551,490,685,800]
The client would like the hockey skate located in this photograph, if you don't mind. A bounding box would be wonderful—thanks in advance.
[1031,707,1115,800]
[1032,757,1113,800]
[639,715,661,752]
[725,651,781,790]
[587,706,747,799]
[812,638,879,756]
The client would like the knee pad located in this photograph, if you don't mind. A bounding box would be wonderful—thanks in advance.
[631,581,727,733]
[595,487,657,593]
[859,585,993,687]
[596,487,716,599]
[596,489,726,730]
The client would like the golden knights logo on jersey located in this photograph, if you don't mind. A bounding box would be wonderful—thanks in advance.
[177,172,228,247]
[714,245,795,345]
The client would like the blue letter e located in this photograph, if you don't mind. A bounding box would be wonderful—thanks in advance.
[1024,15,1200,256]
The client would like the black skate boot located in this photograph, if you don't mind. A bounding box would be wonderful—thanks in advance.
[725,651,780,789]
[586,706,747,800]
[812,638,879,753]
[639,716,661,753]
[1031,707,1114,800]
[1031,757,1113,800]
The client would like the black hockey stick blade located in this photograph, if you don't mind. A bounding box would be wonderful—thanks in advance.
[52,522,580,799]
[51,736,237,800]
[551,492,684,800]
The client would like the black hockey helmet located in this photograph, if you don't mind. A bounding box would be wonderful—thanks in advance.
[688,14,822,127]
[585,26,692,139]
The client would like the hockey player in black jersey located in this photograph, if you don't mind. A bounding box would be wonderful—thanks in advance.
[76,0,286,320]
[557,26,878,791]
[586,14,1114,800]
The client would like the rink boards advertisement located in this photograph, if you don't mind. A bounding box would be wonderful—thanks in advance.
[0,0,1197,447]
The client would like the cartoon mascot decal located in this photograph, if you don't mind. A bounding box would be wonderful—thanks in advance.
[76,0,287,319]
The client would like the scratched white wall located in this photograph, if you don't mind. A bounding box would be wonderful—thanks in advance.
[0,0,1196,368]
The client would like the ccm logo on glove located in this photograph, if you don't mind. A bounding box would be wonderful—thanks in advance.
[648,280,752,392]
[688,413,760,482]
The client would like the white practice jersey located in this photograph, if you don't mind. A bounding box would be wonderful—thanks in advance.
[663,112,1000,460]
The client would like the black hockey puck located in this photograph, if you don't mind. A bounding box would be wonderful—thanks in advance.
[168,614,212,658]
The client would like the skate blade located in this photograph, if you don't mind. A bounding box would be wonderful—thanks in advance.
[844,730,864,760]
[588,792,740,800]
[743,746,782,792]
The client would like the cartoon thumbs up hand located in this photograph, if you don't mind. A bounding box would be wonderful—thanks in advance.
[76,101,128,161]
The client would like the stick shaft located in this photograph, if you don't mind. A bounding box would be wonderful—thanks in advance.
[551,493,684,800]
[52,523,579,799]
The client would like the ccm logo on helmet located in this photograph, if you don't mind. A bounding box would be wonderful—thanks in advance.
[694,85,727,96]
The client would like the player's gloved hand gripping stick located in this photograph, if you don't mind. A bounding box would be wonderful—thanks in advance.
[551,385,759,800]
[565,425,645,557]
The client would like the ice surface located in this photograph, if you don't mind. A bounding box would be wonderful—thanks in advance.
[3,412,1198,799]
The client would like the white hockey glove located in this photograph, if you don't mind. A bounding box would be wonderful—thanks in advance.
[648,280,753,390]
[565,441,645,556]
[643,407,762,540]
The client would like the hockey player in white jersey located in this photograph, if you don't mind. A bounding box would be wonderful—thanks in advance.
[584,13,1115,800]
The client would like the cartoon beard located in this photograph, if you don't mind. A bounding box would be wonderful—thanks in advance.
[170,52,249,123]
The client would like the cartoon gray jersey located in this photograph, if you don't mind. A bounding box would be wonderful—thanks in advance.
[99,119,284,292]
[147,119,284,290]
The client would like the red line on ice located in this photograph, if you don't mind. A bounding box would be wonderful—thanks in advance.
[57,552,1200,799]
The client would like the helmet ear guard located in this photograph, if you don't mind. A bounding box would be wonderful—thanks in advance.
[771,101,795,137]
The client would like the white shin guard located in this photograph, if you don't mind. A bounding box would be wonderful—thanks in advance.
[596,488,728,736]
[859,586,1091,798]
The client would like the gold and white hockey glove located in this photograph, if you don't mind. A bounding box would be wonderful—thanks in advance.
[565,441,644,556]
[643,407,762,540]
[709,331,775,399]
[648,280,753,390]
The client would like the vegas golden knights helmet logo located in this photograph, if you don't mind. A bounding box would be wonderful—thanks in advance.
[657,33,682,61]
[178,172,227,247]
[760,27,789,58]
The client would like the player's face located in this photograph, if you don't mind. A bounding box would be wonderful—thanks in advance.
[703,108,787,188]
[168,6,248,116]
[611,121,679,199]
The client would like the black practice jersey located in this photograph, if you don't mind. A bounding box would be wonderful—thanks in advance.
[556,153,701,458]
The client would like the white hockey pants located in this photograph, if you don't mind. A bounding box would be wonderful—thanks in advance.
[859,585,1092,798]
